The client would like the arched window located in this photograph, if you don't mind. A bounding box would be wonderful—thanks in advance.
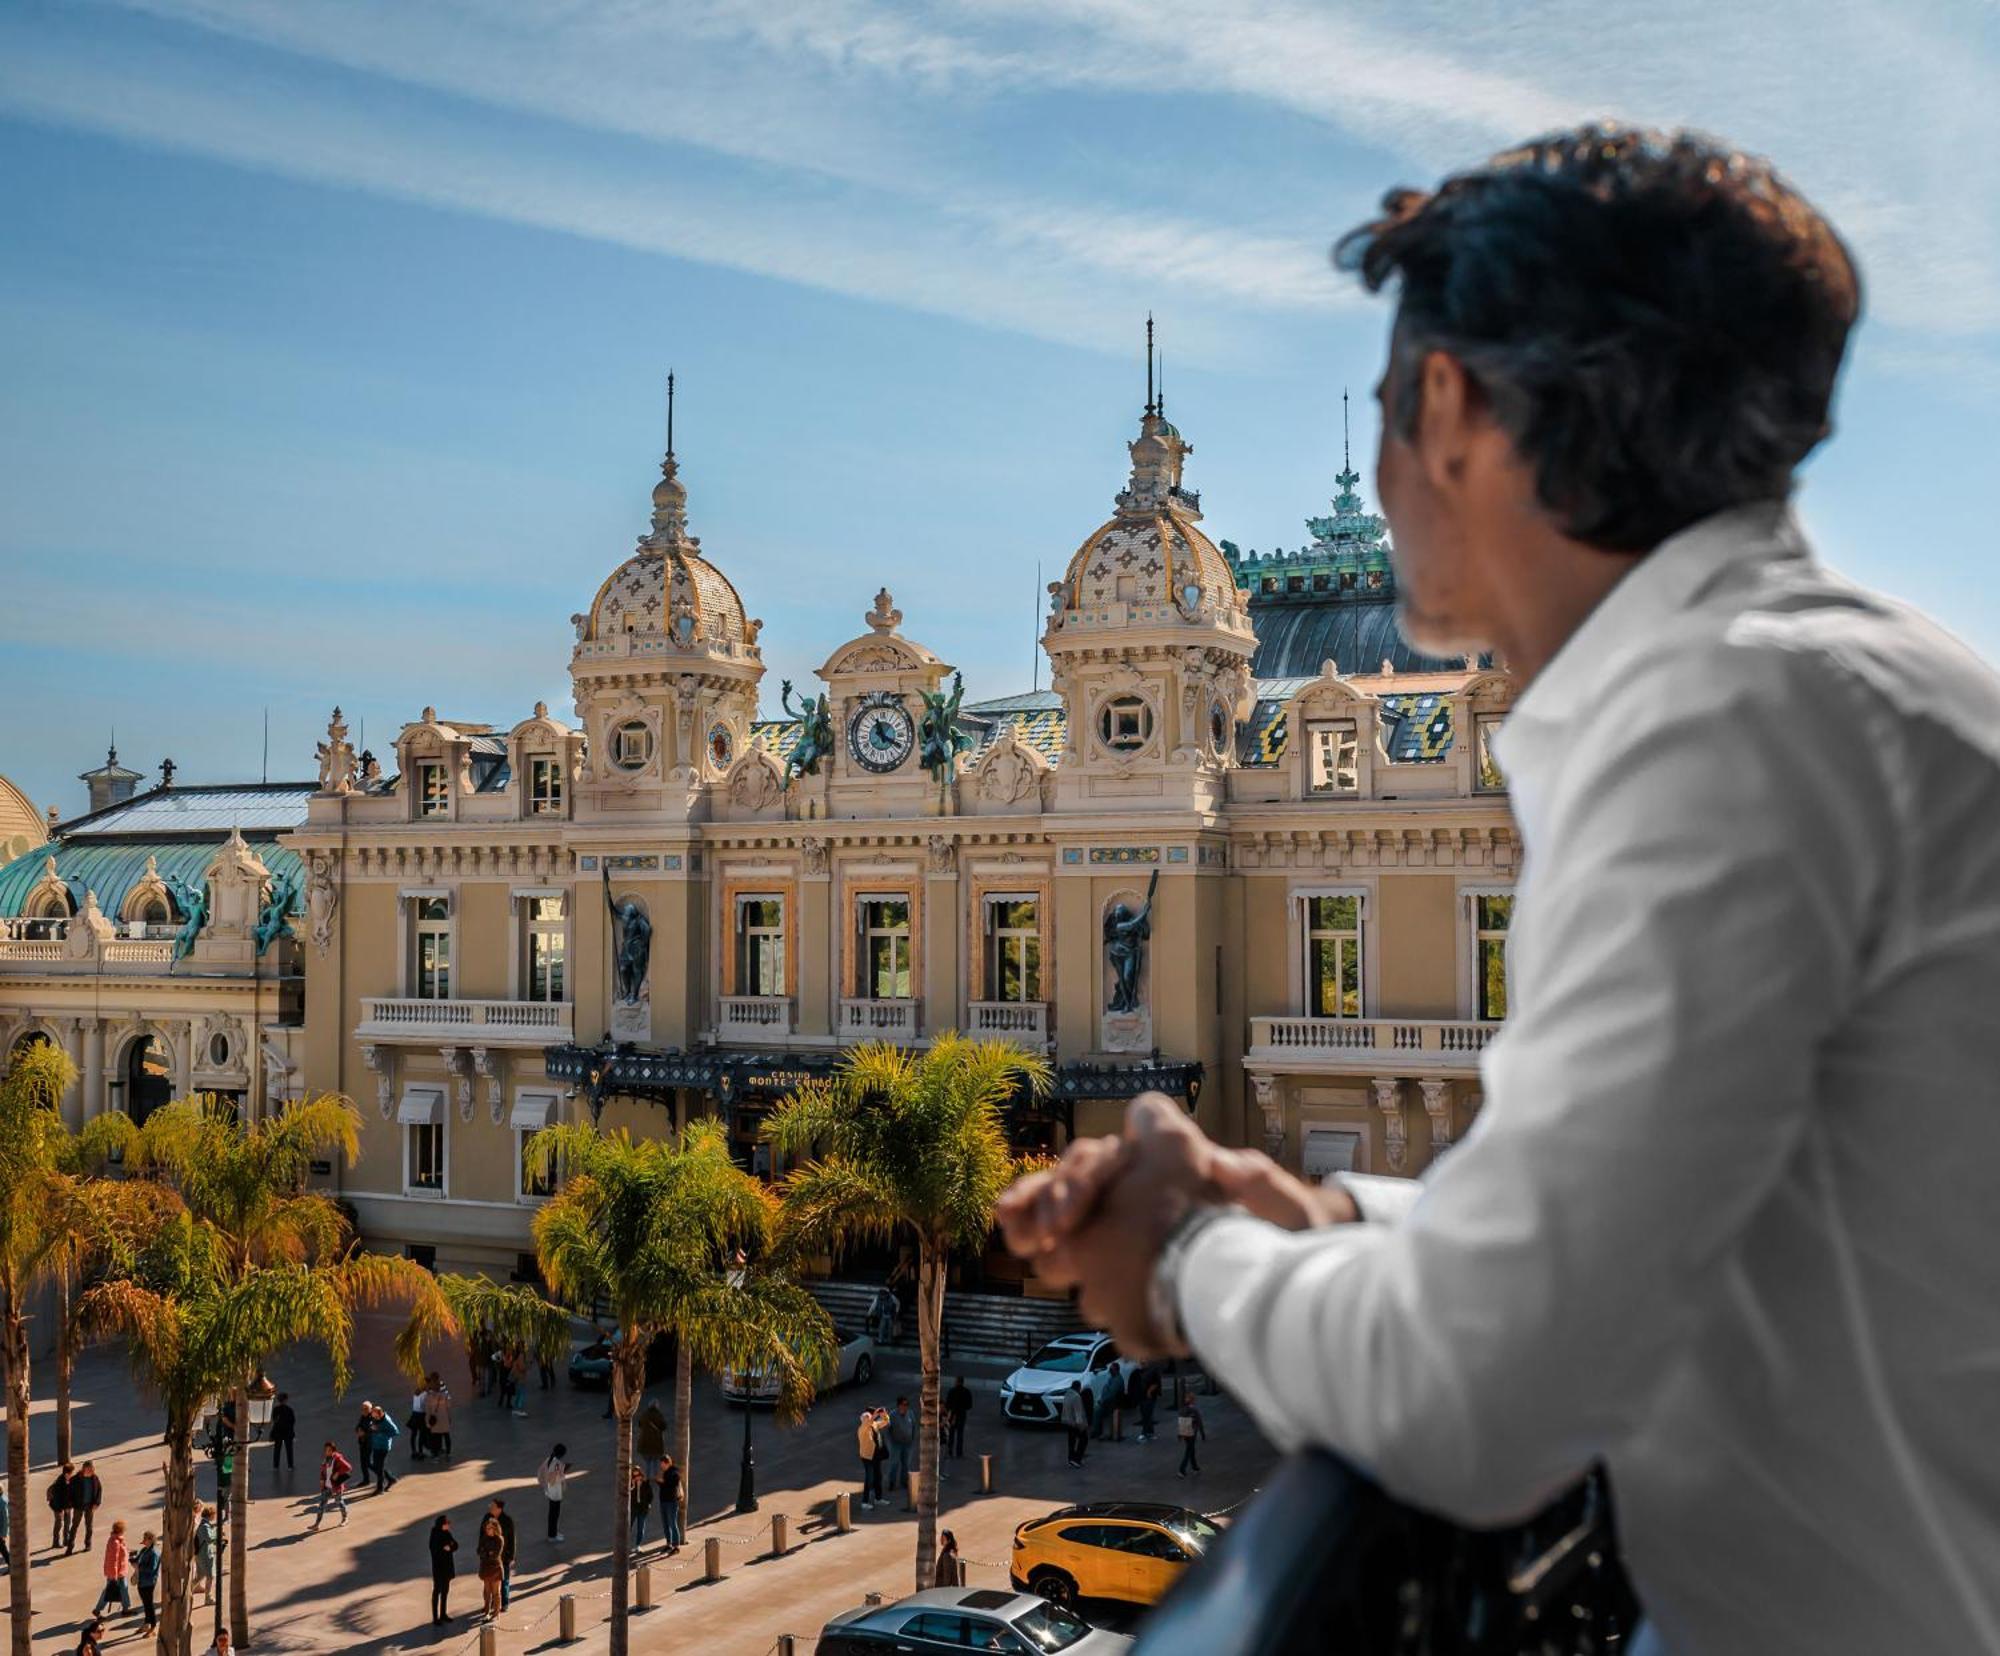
[123,1035,172,1126]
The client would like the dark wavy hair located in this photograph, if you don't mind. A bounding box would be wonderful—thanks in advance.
[1337,125,1861,553]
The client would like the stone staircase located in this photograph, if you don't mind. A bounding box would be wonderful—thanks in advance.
[807,1278,1085,1363]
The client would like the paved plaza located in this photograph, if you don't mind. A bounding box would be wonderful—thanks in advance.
[2,1314,1278,1655]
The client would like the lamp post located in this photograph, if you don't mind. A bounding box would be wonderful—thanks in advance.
[246,1371,277,1439]
[728,1262,757,1514]
[199,1398,234,1647]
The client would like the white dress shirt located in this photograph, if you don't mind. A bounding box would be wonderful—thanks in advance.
[1175,502,2000,1654]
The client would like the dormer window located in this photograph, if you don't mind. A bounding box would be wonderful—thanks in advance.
[613,721,654,770]
[528,757,563,814]
[1306,721,1360,794]
[417,761,449,817]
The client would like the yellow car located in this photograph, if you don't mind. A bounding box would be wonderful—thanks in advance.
[1010,1502,1221,1608]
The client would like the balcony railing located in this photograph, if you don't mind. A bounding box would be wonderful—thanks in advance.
[0,937,67,963]
[355,997,574,1045]
[969,1001,1051,1048]
[102,939,175,965]
[839,997,920,1043]
[1246,1016,1501,1073]
[719,995,793,1038]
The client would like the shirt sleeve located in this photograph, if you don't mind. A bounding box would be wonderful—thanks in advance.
[1176,640,1891,1523]
[1336,1172,1424,1224]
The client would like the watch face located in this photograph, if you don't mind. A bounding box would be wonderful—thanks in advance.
[847,693,915,772]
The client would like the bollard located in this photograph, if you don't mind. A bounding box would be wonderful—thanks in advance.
[636,1562,653,1611]
[479,1626,497,1656]
[771,1512,789,1556]
[778,1638,797,1656]
[836,1492,852,1534]
[908,1471,919,1510]
[980,1452,993,1494]
[704,1535,723,1583]
[955,1557,969,1587]
[559,1592,577,1643]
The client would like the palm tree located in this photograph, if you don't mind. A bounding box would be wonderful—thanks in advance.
[418,1273,573,1395]
[79,1208,442,1656]
[529,1118,833,1656]
[132,1092,394,1649]
[0,1042,144,1656]
[764,1034,1051,1592]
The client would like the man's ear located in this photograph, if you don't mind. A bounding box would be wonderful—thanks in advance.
[1412,349,1480,495]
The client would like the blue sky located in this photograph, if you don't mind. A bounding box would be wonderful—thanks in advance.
[2,0,1995,817]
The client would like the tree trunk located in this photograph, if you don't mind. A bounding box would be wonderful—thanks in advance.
[673,1338,692,1528]
[4,1297,35,1656]
[155,1414,198,1656]
[228,1383,250,1647]
[608,1338,643,1656]
[54,1270,73,1467]
[913,1239,945,1594]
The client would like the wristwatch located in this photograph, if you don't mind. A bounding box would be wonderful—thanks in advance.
[1147,1203,1240,1355]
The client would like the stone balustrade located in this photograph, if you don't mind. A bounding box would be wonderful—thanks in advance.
[354,996,574,1046]
[838,997,920,1043]
[967,1000,1050,1048]
[719,995,793,1037]
[1246,1015,1500,1073]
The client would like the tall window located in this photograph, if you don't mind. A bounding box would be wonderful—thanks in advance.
[984,896,1041,1002]
[528,757,563,815]
[524,896,566,1001]
[1304,894,1363,1019]
[1306,721,1359,794]
[735,896,786,996]
[414,897,451,1000]
[417,761,449,817]
[1475,895,1513,1020]
[860,898,912,999]
[408,1122,445,1193]
[1475,713,1506,792]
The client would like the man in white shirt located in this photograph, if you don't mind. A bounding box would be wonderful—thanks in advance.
[1000,125,2000,1654]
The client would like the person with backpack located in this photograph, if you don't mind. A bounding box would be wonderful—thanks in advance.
[539,1445,569,1542]
[269,1391,297,1471]
[427,1514,458,1626]
[312,1442,352,1529]
[131,1529,161,1631]
[1176,1394,1206,1477]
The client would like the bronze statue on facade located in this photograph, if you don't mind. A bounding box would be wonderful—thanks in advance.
[918,670,974,786]
[1103,868,1159,1014]
[779,679,834,781]
[602,863,652,1004]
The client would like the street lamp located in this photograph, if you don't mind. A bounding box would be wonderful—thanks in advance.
[201,1399,235,1647]
[728,1260,757,1515]
[246,1371,277,1438]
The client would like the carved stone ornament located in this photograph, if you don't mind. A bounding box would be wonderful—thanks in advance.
[377,1074,395,1120]
[1373,1076,1408,1172]
[728,750,785,813]
[975,724,1047,807]
[799,836,828,877]
[1251,1072,1284,1161]
[1420,1078,1453,1153]
[926,834,956,875]
[316,706,358,795]
[866,588,903,634]
[307,854,338,955]
[440,1047,475,1123]
[473,1046,504,1123]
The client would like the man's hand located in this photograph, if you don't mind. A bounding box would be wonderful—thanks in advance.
[1209,1147,1359,1230]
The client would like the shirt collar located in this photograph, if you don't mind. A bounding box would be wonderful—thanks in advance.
[1495,499,1808,754]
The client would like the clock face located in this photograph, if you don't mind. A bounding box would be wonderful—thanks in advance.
[847,694,915,773]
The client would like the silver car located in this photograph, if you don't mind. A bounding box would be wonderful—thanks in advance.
[815,1586,1131,1654]
[721,1323,876,1405]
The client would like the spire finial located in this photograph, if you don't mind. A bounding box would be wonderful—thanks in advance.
[1342,386,1351,473]
[1157,353,1165,420]
[1145,314,1156,416]
[666,370,676,463]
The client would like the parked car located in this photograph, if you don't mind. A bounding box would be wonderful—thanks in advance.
[721,1324,876,1405]
[999,1333,1135,1425]
[567,1334,616,1389]
[816,1586,1130,1654]
[1010,1502,1222,1609]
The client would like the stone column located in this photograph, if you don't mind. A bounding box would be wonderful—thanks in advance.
[173,1022,193,1101]
[1372,1075,1408,1172]
[82,1018,105,1119]
[58,1017,84,1128]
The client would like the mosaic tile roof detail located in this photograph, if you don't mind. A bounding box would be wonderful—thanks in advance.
[751,721,803,764]
[1233,685,1456,767]
[970,706,1067,765]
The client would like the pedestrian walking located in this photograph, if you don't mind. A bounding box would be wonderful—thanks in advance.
[192,1506,216,1605]
[868,1286,897,1347]
[72,1460,103,1552]
[476,1515,505,1622]
[269,1392,297,1471]
[0,1480,11,1570]
[627,1465,653,1548]
[636,1398,667,1480]
[856,1409,881,1509]
[47,1462,76,1553]
[486,1499,516,1609]
[427,1514,458,1626]
[943,1376,972,1461]
[74,1617,105,1656]
[1135,1364,1160,1443]
[656,1456,683,1553]
[132,1530,161,1631]
[933,1529,961,1588]
[1060,1384,1087,1467]
[427,1379,455,1462]
[507,1350,530,1418]
[368,1403,400,1493]
[407,1385,430,1462]
[1176,1394,1206,1477]
[887,1396,916,1510]
[1091,1365,1118,1441]
[352,1405,374,1493]
[539,1444,569,1541]
[870,1408,891,1507]
[312,1442,352,1528]
[90,1519,132,1617]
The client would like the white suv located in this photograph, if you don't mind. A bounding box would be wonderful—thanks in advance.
[999,1333,1135,1425]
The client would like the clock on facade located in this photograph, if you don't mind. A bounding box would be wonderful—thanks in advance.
[847,692,916,772]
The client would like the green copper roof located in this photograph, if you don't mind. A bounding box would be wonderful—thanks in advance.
[0,839,304,921]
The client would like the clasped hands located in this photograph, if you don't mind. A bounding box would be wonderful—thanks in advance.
[996,1092,1359,1358]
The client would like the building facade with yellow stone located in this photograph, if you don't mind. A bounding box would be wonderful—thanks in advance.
[274,380,1518,1278]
